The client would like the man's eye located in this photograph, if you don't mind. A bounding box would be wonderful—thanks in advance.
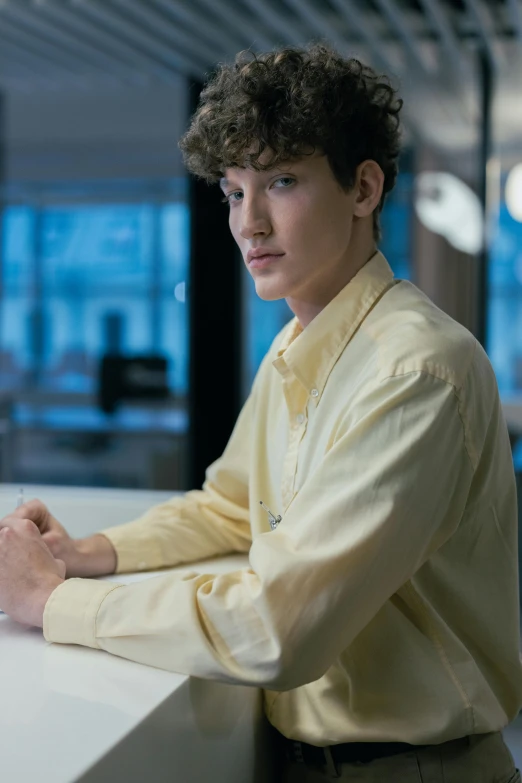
[222,191,243,204]
[273,177,295,188]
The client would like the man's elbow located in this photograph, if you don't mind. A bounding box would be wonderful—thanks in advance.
[256,645,329,691]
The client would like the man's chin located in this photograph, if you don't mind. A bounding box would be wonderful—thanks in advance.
[253,277,289,302]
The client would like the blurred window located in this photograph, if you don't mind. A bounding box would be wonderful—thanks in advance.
[0,183,189,397]
[487,192,522,399]
[379,172,413,282]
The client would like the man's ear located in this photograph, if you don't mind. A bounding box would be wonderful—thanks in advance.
[353,160,385,219]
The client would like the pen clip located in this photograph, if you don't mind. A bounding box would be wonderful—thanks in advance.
[259,501,282,530]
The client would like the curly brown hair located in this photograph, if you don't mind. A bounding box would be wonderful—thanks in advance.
[179,44,403,241]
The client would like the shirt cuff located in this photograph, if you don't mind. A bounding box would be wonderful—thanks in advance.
[99,526,165,574]
[43,578,124,647]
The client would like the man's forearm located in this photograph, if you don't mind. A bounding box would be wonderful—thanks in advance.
[74,534,117,577]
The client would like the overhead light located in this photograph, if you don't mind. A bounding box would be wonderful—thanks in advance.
[505,164,522,223]
[414,172,483,255]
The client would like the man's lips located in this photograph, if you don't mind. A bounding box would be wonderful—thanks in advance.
[247,247,284,261]
[247,249,285,268]
[247,253,285,268]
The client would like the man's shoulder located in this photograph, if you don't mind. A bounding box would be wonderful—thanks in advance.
[364,280,485,391]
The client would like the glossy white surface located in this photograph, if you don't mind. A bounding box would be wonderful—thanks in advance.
[0,485,265,783]
[0,484,178,536]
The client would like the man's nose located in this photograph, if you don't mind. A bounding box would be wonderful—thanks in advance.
[239,198,271,240]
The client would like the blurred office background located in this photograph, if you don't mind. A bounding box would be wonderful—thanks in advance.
[0,0,521,498]
[2,1,522,765]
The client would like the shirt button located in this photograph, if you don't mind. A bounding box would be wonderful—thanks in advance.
[311,388,319,398]
[296,413,305,424]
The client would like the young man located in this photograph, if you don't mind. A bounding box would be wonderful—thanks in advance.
[1,45,521,782]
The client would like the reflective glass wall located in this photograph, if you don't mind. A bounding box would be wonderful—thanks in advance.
[0,180,190,489]
[487,178,522,399]
[487,164,522,479]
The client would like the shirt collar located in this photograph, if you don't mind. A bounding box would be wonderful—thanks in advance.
[272,251,395,401]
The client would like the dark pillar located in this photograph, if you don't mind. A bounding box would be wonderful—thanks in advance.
[0,90,5,307]
[29,208,45,388]
[103,312,125,354]
[187,80,242,490]
[476,48,493,349]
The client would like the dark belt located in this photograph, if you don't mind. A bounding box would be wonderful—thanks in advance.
[278,734,430,768]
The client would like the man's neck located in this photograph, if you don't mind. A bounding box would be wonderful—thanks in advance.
[286,241,377,329]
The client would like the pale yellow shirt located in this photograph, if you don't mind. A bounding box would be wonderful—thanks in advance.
[44,251,522,746]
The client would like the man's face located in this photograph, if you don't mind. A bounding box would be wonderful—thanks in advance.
[221,153,359,304]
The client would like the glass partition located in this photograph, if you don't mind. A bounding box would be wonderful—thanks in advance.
[0,180,190,489]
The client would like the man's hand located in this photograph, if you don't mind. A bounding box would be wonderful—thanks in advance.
[10,500,117,578]
[0,516,65,627]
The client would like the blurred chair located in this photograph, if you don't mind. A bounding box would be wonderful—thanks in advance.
[98,355,169,414]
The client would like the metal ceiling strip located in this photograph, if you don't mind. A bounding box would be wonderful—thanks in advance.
[107,0,219,68]
[417,0,471,77]
[0,11,120,84]
[462,0,504,69]
[149,0,244,58]
[505,0,522,46]
[70,0,204,78]
[372,0,433,74]
[283,0,352,55]
[2,2,145,84]
[241,0,308,47]
[328,0,402,76]
[195,0,274,52]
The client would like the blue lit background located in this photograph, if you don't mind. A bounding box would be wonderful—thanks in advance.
[1,196,190,395]
[2,170,519,410]
[487,195,522,398]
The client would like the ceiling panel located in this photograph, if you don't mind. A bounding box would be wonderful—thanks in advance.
[0,0,520,153]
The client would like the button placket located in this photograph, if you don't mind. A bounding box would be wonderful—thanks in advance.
[281,380,309,508]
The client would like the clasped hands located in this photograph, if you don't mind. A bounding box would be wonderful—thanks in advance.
[0,501,66,627]
[0,500,117,628]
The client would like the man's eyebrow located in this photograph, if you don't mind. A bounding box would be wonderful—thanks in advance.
[219,165,295,189]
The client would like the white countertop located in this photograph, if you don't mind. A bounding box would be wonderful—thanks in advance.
[0,485,267,783]
[0,484,180,536]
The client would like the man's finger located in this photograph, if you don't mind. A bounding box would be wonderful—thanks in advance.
[0,516,40,537]
[0,515,20,530]
[55,558,66,580]
[11,499,50,530]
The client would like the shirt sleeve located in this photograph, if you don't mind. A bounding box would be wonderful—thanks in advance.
[98,327,293,575]
[99,389,254,574]
[44,371,474,690]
